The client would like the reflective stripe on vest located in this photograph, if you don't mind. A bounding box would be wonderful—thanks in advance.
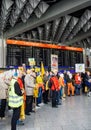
[8,78,23,108]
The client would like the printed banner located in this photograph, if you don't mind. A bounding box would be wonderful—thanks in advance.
[51,54,58,71]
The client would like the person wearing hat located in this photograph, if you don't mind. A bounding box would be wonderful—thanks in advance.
[59,73,66,101]
[17,70,26,125]
[8,71,24,130]
[66,71,75,96]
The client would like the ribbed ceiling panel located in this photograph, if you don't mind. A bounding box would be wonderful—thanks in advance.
[44,23,51,41]
[68,10,91,40]
[54,15,71,42]
[37,27,44,40]
[61,17,78,42]
[51,18,61,41]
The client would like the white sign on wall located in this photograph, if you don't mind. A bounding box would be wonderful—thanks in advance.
[75,63,85,73]
[28,58,35,66]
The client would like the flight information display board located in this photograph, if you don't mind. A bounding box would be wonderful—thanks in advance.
[7,45,32,66]
[7,45,83,67]
[7,45,21,66]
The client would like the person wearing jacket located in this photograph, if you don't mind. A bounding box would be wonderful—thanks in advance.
[36,72,44,105]
[50,70,59,108]
[0,72,9,120]
[85,71,91,96]
[43,71,49,104]
[17,70,26,125]
[74,72,82,95]
[24,69,36,115]
[8,73,23,130]
[66,71,75,96]
[59,73,66,100]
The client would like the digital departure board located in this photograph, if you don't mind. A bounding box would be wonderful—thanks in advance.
[7,45,83,67]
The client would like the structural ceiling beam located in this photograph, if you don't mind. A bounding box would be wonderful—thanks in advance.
[4,0,91,38]
[65,29,91,46]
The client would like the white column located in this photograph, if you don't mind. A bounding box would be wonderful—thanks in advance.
[0,38,6,68]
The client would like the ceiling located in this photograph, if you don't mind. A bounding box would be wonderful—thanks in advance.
[1,0,91,48]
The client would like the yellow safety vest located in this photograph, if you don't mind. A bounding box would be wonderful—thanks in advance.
[8,78,23,108]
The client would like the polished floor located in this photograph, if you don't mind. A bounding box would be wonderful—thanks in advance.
[0,95,91,130]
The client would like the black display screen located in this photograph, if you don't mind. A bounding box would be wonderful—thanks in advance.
[7,45,83,67]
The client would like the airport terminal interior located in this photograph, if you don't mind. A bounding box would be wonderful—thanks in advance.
[0,0,91,130]
[0,0,91,67]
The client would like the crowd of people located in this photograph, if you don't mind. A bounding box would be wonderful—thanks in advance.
[0,66,91,130]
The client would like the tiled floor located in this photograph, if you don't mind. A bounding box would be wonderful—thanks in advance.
[1,95,91,130]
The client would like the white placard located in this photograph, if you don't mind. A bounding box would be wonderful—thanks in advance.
[75,64,85,73]
[28,58,35,66]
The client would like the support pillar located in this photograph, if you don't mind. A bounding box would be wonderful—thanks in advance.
[83,48,86,67]
[85,48,90,67]
[0,37,7,68]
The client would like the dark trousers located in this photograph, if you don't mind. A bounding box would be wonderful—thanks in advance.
[43,90,49,104]
[52,90,57,107]
[37,88,42,105]
[25,95,33,114]
[56,90,60,105]
[0,99,7,118]
[75,84,81,95]
[11,107,21,130]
